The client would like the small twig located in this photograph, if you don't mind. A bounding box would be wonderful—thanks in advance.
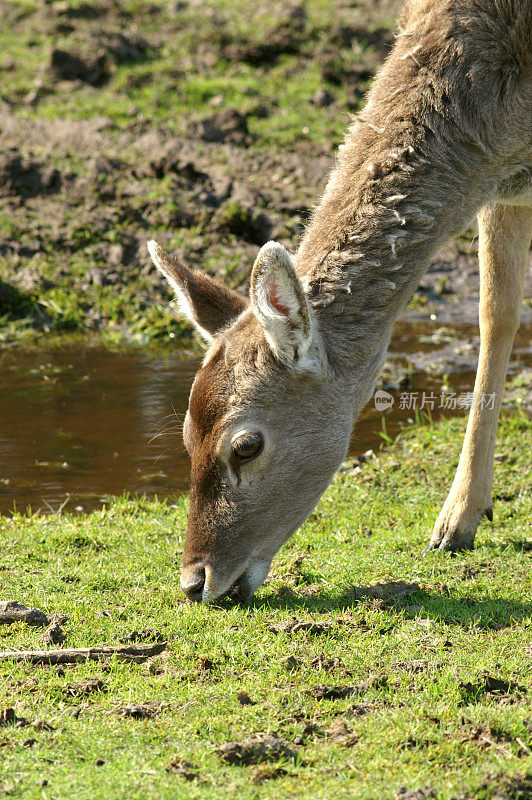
[516,737,531,755]
[0,664,19,694]
[0,641,167,665]
[479,735,512,757]
[174,700,197,714]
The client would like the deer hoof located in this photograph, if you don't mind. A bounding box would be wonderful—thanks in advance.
[425,526,476,552]
[425,498,490,552]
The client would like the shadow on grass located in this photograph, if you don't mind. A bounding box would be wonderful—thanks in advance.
[242,581,532,631]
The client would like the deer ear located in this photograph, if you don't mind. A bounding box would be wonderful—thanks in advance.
[148,240,248,341]
[250,241,319,366]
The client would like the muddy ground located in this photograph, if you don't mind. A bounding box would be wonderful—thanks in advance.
[0,0,530,364]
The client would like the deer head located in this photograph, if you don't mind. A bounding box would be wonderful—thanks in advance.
[148,240,356,603]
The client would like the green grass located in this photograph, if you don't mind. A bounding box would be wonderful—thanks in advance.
[1,414,531,799]
[1,0,387,145]
[2,0,389,342]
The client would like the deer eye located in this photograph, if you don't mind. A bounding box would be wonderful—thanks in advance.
[231,433,263,462]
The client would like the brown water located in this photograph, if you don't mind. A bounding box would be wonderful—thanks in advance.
[1,322,530,515]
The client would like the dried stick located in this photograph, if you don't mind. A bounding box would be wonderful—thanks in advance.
[0,641,167,665]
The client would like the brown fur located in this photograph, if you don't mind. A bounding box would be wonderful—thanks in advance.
[149,0,532,602]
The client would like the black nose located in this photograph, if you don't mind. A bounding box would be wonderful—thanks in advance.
[181,568,205,602]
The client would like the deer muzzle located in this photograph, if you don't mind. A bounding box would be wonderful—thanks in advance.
[180,559,271,604]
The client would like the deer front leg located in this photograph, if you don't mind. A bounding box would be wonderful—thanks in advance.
[428,203,532,551]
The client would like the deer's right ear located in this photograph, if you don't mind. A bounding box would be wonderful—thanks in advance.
[148,240,248,342]
[250,241,324,372]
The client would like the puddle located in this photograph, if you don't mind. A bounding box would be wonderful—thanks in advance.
[0,344,197,515]
[1,322,530,515]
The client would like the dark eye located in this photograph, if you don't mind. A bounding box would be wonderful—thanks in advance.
[231,433,263,462]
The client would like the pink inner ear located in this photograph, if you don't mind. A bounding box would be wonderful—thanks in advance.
[266,278,290,316]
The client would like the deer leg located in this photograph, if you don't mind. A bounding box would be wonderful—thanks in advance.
[427,203,532,551]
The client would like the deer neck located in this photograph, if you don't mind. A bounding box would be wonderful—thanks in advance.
[296,118,492,386]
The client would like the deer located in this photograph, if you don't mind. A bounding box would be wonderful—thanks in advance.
[147,0,531,603]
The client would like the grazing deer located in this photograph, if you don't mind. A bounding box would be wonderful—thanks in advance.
[148,0,531,603]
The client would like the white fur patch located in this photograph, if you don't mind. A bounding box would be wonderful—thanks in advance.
[386,230,408,257]
[251,241,319,368]
[385,194,408,203]
[399,45,422,66]
[393,210,407,226]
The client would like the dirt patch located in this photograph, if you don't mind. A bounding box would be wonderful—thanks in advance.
[237,691,256,705]
[101,32,150,64]
[268,618,335,635]
[216,735,298,766]
[166,758,199,781]
[0,102,332,338]
[251,764,289,784]
[118,629,165,643]
[458,673,527,706]
[119,702,159,719]
[23,737,37,748]
[460,723,516,753]
[308,685,354,701]
[50,48,111,86]
[195,656,217,672]
[309,655,345,673]
[392,660,431,674]
[65,678,106,697]
[192,107,251,146]
[354,674,389,693]
[0,601,50,627]
[0,708,29,727]
[1,96,528,351]
[349,581,421,605]
[308,674,388,701]
[456,773,532,800]
[0,153,61,199]
[325,718,358,746]
[395,788,436,800]
[42,620,67,645]
[282,655,302,671]
[33,719,55,732]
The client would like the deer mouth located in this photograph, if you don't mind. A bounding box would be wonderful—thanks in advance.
[224,577,251,602]
[199,576,248,604]
[199,559,272,605]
